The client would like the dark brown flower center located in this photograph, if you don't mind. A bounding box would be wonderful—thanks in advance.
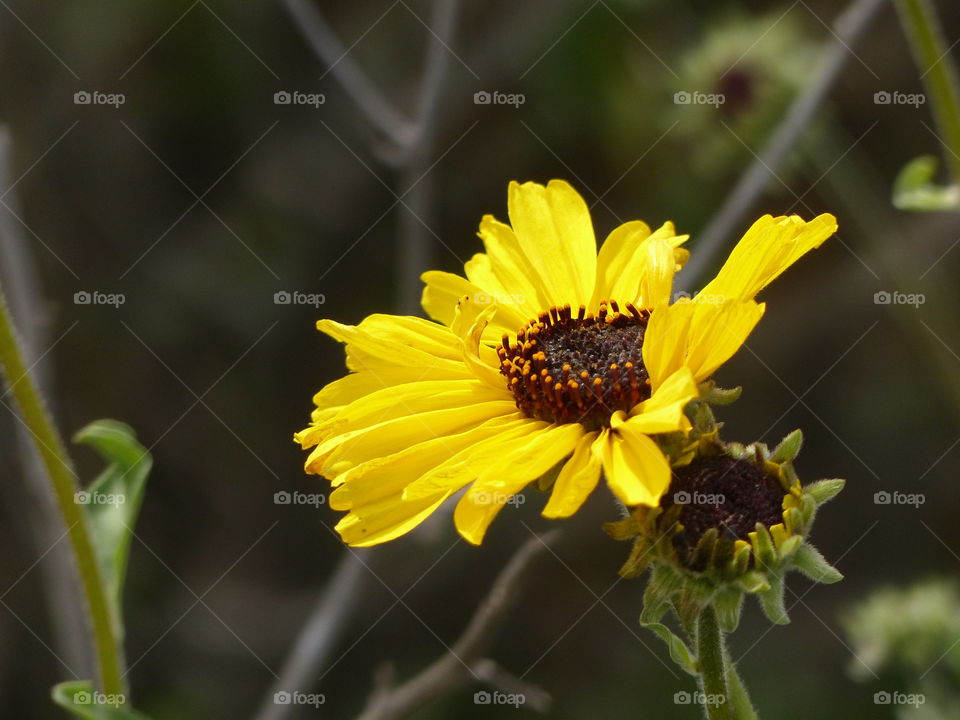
[496,301,651,430]
[663,456,785,553]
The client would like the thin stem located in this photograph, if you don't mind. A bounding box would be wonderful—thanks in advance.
[677,0,888,290]
[895,0,960,183]
[254,550,371,720]
[0,125,93,677]
[354,529,560,720]
[696,606,730,720]
[279,0,415,148]
[0,285,124,696]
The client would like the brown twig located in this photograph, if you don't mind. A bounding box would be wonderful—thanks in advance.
[677,0,889,289]
[354,530,560,720]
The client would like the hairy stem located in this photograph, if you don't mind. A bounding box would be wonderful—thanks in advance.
[895,0,960,183]
[696,606,730,720]
[0,285,124,696]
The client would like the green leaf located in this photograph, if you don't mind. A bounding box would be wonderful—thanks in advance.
[702,384,742,406]
[713,587,745,633]
[737,571,770,595]
[72,420,153,635]
[51,681,150,719]
[892,155,960,211]
[804,479,845,506]
[792,543,843,584]
[758,576,790,625]
[642,623,698,675]
[769,429,803,463]
[640,564,685,624]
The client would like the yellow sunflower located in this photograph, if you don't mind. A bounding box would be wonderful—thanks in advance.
[295,180,836,547]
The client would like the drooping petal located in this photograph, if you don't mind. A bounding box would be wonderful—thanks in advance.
[542,430,605,518]
[625,366,697,433]
[601,412,672,506]
[403,418,547,500]
[698,214,837,302]
[506,180,597,309]
[454,422,585,544]
[335,492,452,547]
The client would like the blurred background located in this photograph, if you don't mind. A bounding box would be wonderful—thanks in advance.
[1,0,960,717]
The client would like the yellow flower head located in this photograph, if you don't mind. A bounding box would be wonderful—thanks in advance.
[295,180,837,547]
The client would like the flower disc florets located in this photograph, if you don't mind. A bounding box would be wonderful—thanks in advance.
[497,301,651,430]
[663,455,786,568]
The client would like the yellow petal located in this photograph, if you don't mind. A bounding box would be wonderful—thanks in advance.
[699,213,837,302]
[682,301,766,382]
[451,296,508,390]
[474,219,548,316]
[542,430,605,518]
[308,399,517,477]
[318,314,471,378]
[592,220,652,304]
[506,180,597,308]
[306,378,507,454]
[335,492,452,547]
[420,270,527,337]
[642,300,696,391]
[403,417,544,500]
[305,367,434,426]
[625,366,697,433]
[330,415,521,510]
[601,414,671,506]
[592,221,688,309]
[454,422,584,544]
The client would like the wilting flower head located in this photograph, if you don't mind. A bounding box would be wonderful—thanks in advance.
[295,180,836,546]
[607,428,844,630]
